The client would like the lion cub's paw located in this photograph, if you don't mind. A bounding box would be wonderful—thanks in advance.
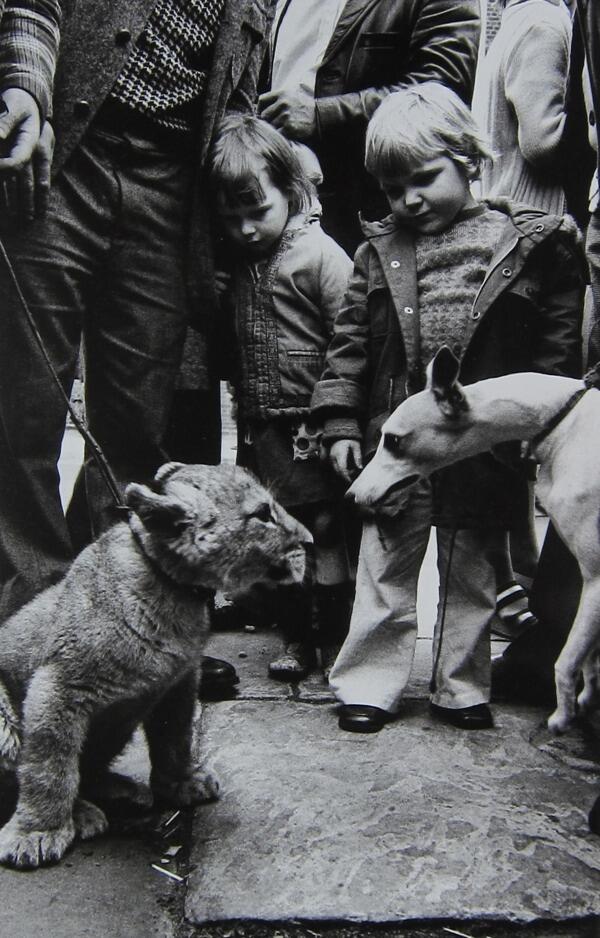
[73,798,109,841]
[154,766,220,807]
[0,816,75,869]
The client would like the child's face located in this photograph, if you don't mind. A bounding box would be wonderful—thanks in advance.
[379,156,476,234]
[216,167,290,258]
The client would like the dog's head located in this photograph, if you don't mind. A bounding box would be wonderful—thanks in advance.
[348,346,472,513]
[125,463,312,592]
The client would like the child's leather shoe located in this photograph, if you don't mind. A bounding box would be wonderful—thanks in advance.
[429,702,494,730]
[338,704,391,733]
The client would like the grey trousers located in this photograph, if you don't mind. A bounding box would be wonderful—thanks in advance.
[329,481,503,711]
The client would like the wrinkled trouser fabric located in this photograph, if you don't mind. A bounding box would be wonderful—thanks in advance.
[329,481,503,711]
[0,125,191,619]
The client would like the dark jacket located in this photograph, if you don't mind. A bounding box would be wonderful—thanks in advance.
[48,0,273,334]
[309,0,480,252]
[231,219,352,420]
[311,201,585,527]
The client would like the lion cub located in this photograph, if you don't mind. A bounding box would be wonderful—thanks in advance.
[0,462,310,869]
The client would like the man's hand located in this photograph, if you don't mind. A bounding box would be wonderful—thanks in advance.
[214,270,232,297]
[329,439,363,485]
[258,84,317,141]
[0,88,53,220]
[0,88,41,167]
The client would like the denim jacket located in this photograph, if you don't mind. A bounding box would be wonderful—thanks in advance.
[311,200,585,527]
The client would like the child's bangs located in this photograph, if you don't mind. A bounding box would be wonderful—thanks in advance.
[215,153,268,208]
[368,127,442,179]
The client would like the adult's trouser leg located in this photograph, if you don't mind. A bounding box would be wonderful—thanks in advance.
[0,158,96,617]
[585,206,600,369]
[68,129,191,538]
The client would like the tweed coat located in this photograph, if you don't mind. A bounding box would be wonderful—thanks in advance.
[57,0,273,322]
[0,0,61,120]
[1,0,273,334]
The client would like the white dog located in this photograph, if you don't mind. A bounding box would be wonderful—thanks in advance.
[349,346,600,734]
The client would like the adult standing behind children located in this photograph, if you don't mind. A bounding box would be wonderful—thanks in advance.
[473,0,573,214]
[471,0,574,652]
[311,83,584,734]
[258,0,480,254]
[0,0,273,622]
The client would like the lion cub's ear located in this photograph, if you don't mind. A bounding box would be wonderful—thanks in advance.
[125,482,193,534]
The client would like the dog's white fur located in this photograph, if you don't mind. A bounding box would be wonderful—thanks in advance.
[349,346,600,733]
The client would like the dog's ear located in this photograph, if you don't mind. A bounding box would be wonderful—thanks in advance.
[124,482,193,534]
[426,346,469,420]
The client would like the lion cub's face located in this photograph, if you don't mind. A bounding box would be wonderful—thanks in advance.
[125,463,311,592]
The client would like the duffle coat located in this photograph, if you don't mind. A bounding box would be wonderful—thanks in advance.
[311,200,585,528]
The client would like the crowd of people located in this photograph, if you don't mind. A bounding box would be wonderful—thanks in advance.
[0,1,598,754]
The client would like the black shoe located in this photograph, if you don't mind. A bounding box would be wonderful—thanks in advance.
[338,704,391,734]
[198,656,239,700]
[429,702,494,730]
[491,654,556,706]
[589,793,600,835]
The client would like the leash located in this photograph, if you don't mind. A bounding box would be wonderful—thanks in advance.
[0,235,127,510]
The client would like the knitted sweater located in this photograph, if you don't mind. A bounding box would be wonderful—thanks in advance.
[472,0,571,214]
[416,206,505,366]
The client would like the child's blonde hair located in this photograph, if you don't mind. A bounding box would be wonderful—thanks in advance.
[209,114,313,215]
[365,82,492,182]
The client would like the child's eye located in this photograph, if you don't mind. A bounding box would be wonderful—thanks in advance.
[412,171,436,185]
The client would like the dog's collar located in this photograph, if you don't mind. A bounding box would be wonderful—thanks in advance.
[531,386,589,450]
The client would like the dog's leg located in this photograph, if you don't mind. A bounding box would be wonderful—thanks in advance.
[548,578,600,733]
[0,665,91,868]
[578,647,600,716]
[144,670,219,808]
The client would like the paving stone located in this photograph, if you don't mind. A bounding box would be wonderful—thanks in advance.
[186,699,600,926]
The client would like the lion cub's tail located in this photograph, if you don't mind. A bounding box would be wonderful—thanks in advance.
[0,681,20,766]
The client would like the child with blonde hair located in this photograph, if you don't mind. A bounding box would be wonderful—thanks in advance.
[209,115,353,679]
[312,82,584,733]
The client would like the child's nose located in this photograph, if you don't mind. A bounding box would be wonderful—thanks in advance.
[241,219,256,237]
[404,187,422,208]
